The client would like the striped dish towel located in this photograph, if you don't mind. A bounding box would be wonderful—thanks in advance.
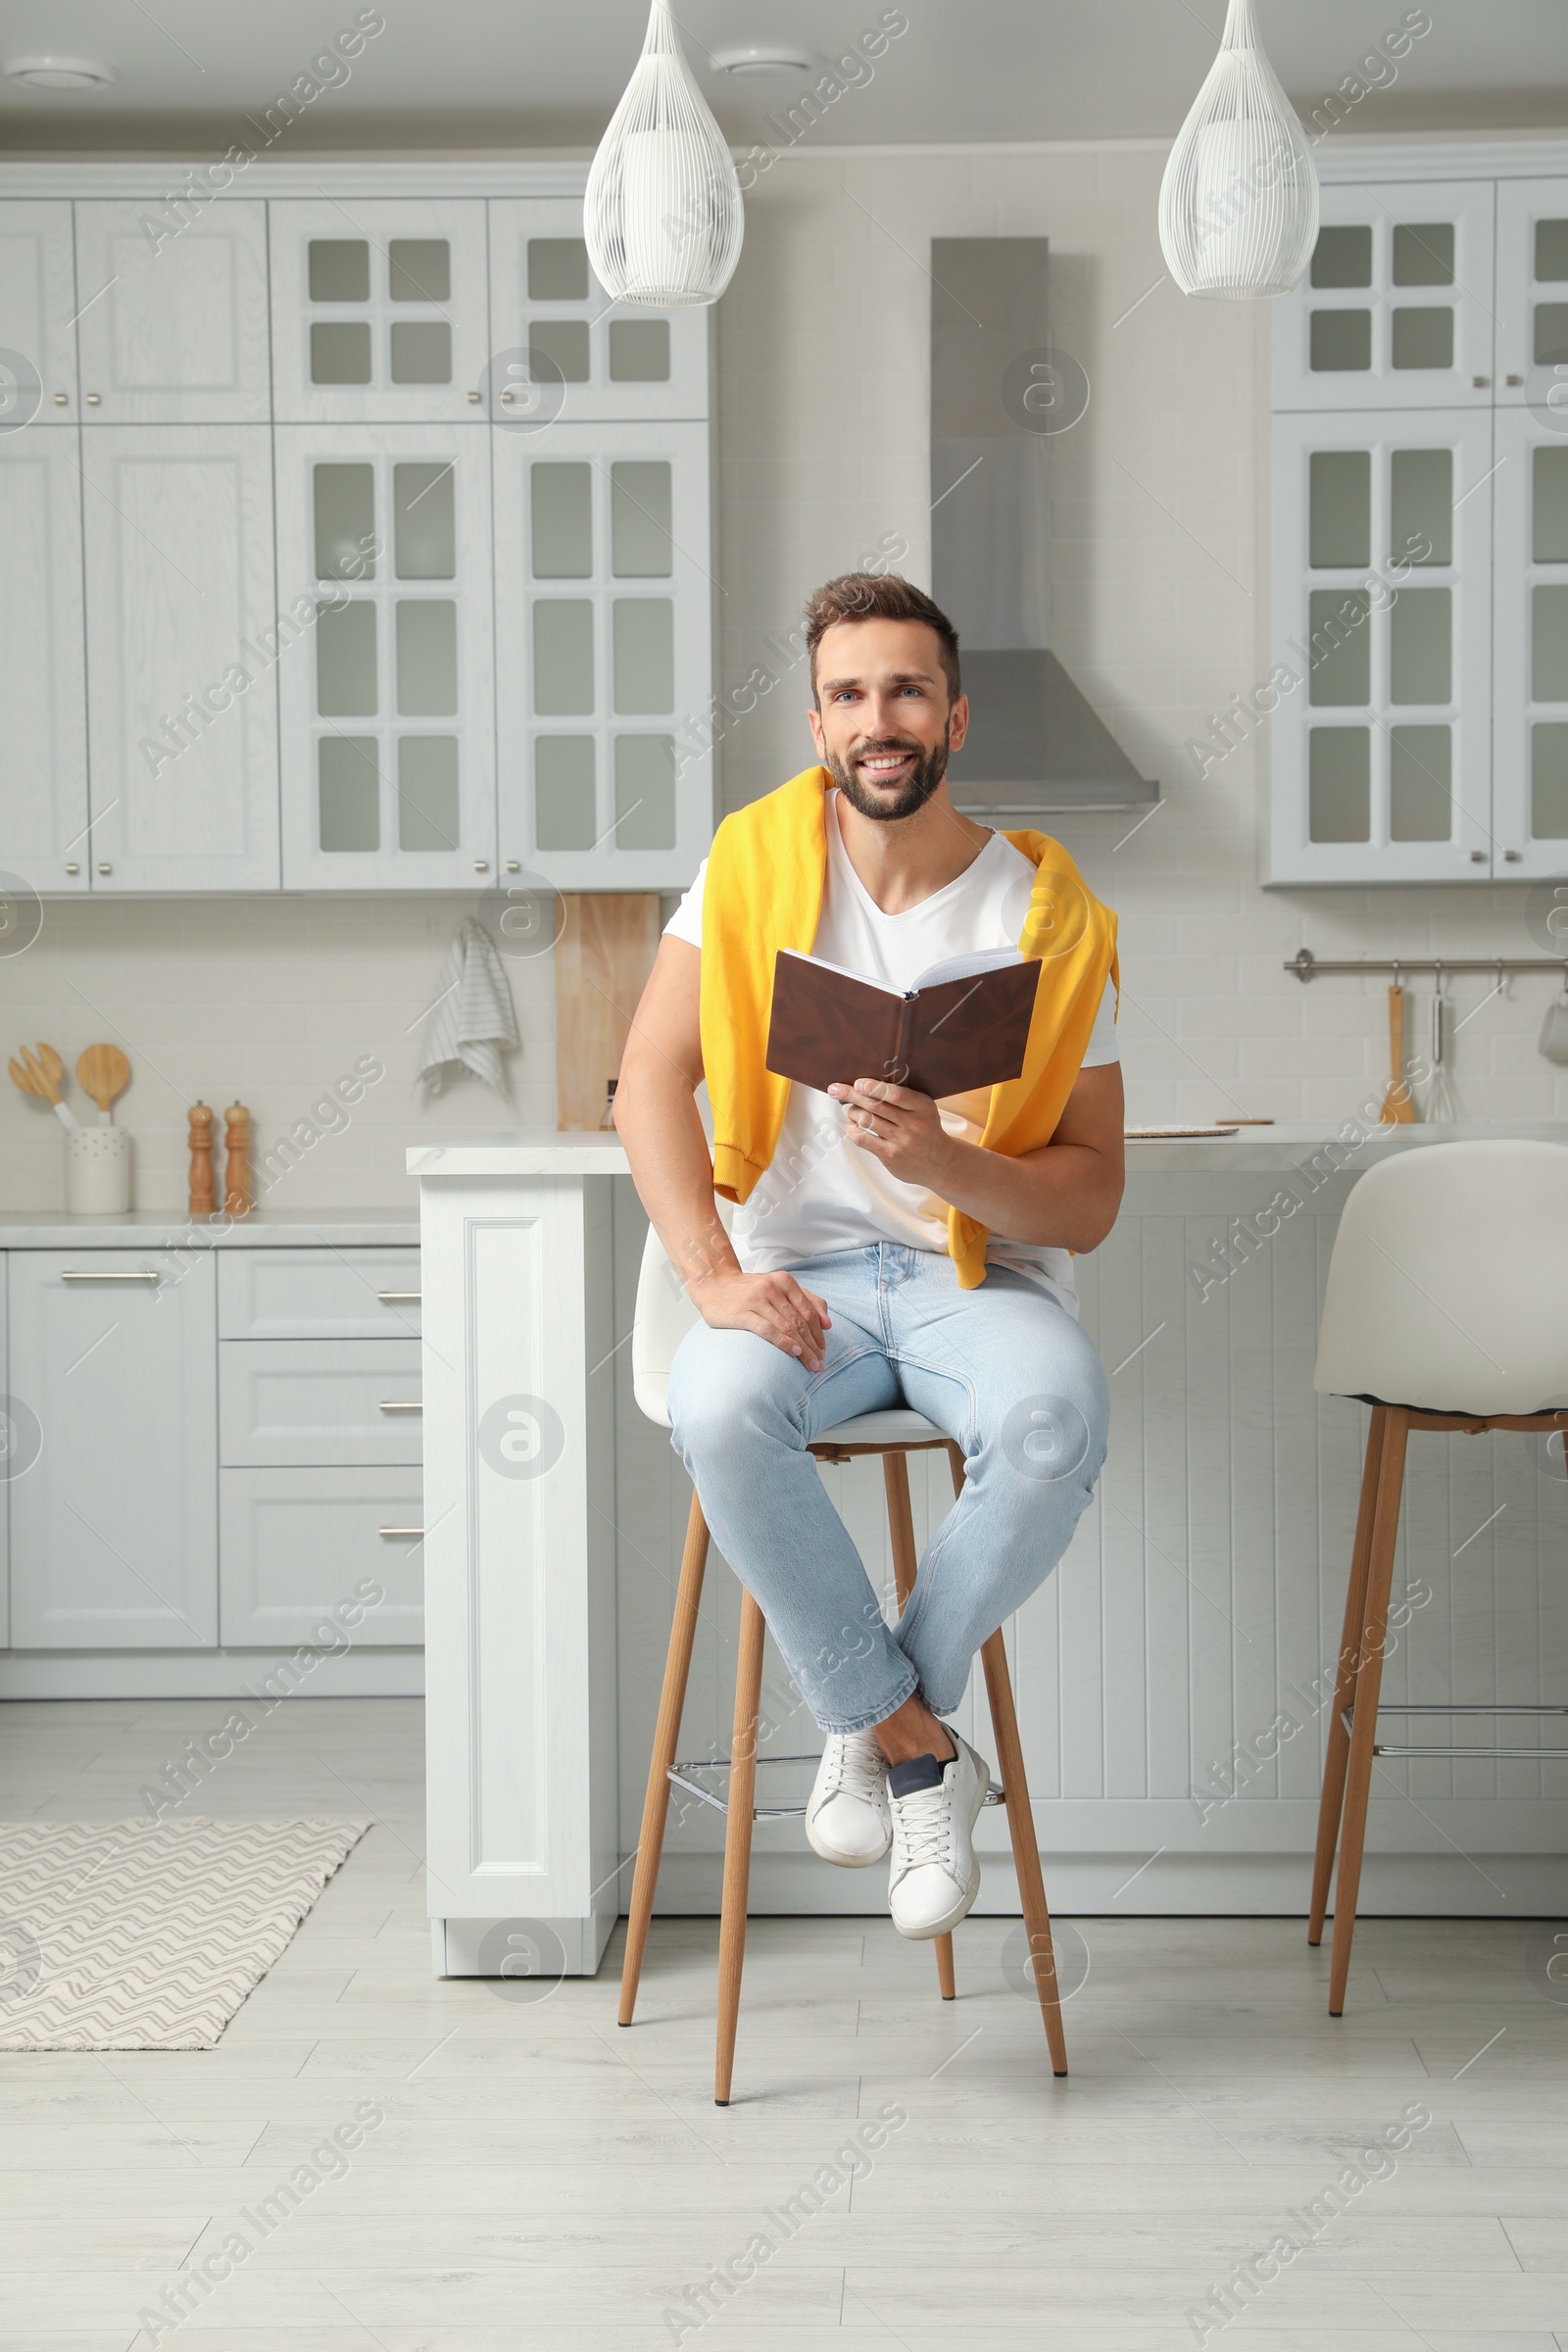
[416,917,519,1100]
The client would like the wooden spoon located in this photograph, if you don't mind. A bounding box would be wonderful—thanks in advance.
[8,1042,79,1127]
[1379,984,1416,1124]
[76,1042,130,1126]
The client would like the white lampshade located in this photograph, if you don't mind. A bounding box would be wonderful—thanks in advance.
[1157,0,1318,300]
[584,0,744,309]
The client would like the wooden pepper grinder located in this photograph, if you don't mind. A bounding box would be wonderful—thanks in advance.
[188,1102,215,1216]
[223,1102,252,1217]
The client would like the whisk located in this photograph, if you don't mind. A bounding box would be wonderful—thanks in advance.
[1427,964,1457,1122]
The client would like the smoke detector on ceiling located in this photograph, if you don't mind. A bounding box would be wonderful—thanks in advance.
[708,43,813,76]
[4,55,119,89]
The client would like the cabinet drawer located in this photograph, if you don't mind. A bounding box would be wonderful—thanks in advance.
[220,1340,422,1466]
[220,1468,424,1646]
[219,1248,420,1339]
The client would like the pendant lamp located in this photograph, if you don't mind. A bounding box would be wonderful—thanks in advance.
[584,0,745,308]
[1157,0,1318,300]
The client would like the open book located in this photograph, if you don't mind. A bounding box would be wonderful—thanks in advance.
[764,946,1041,1099]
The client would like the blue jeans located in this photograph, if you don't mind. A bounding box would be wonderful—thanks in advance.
[666,1245,1110,1734]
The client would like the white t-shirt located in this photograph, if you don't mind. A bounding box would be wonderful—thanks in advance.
[664,792,1118,1317]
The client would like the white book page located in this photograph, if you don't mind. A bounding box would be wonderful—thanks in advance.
[911,947,1026,990]
[776,946,904,999]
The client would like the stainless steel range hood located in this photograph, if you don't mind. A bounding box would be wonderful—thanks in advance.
[931,237,1159,816]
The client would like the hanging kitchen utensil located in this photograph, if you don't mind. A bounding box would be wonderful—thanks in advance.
[1427,964,1457,1120]
[1540,966,1568,1065]
[75,1042,130,1125]
[1379,976,1415,1123]
[8,1042,79,1127]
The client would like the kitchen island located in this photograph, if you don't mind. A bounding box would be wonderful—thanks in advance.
[413,1127,1568,1976]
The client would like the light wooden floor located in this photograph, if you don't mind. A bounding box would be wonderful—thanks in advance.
[2,1696,1565,2351]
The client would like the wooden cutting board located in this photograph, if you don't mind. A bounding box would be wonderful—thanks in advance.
[554,894,661,1131]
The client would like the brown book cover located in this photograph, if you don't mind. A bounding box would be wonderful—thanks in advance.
[764,948,1041,1099]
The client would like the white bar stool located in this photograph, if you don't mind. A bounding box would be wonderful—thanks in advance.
[1310,1138,1568,2013]
[617,1210,1068,2101]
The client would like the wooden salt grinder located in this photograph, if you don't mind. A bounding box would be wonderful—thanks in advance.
[223,1102,252,1216]
[188,1102,216,1216]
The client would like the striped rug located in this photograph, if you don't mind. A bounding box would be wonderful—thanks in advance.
[0,1817,368,2049]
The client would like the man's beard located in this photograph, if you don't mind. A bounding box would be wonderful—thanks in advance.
[825,723,951,822]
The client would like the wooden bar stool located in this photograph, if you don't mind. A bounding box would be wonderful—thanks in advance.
[1308,1139,1568,2014]
[618,1219,1068,2102]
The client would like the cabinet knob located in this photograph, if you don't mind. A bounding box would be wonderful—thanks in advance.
[85,392,101,405]
[53,391,68,405]
[1470,850,1486,862]
[378,1526,424,1539]
[473,858,488,871]
[97,861,112,874]
[65,860,79,874]
[506,859,520,872]
[1504,849,1523,862]
[1472,375,1489,389]
[500,388,514,404]
[1506,372,1525,386]
[467,389,481,403]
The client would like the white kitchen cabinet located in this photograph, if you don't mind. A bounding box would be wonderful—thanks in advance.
[1493,404,1568,875]
[487,198,710,424]
[1495,177,1568,414]
[1273,179,1496,414]
[274,423,495,888]
[270,199,489,424]
[493,417,713,889]
[80,425,281,891]
[217,1246,420,1338]
[219,1339,422,1467]
[7,1252,219,1649]
[74,199,270,424]
[0,199,78,418]
[1268,407,1494,884]
[0,432,89,893]
[220,1468,425,1647]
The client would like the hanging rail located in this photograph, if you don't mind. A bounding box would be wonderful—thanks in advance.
[1285,949,1568,983]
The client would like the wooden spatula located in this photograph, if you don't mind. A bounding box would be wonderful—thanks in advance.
[76,1042,130,1125]
[8,1042,79,1127]
[1379,984,1416,1123]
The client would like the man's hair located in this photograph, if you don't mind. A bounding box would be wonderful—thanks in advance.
[803,573,961,708]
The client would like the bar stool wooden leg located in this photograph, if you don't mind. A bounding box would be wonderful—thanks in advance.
[1328,1408,1409,2017]
[715,1589,765,2104]
[883,1450,956,2000]
[944,1443,1066,2072]
[1309,1405,1389,1946]
[619,1491,710,2026]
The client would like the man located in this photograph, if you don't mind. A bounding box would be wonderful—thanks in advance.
[614,572,1122,1941]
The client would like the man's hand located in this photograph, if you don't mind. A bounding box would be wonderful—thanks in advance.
[687,1266,833,1372]
[828,1077,955,1189]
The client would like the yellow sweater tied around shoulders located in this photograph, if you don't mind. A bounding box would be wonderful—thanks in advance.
[699,764,1119,1289]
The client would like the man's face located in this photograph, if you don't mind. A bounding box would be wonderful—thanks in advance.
[807,617,969,823]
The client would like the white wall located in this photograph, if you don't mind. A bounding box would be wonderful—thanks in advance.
[4,136,1565,1216]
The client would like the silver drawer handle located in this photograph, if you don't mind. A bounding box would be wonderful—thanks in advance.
[378,1290,421,1302]
[378,1525,423,1538]
[378,1400,423,1413]
[61,1269,160,1283]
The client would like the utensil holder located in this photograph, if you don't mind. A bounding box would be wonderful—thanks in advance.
[64,1125,131,1214]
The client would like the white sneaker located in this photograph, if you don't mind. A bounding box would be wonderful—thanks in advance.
[805,1730,892,1868]
[886,1731,990,1939]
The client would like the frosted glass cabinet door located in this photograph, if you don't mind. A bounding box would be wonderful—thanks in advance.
[1493,405,1568,876]
[0,435,89,893]
[493,418,714,889]
[1273,180,1496,413]
[7,1251,219,1649]
[0,200,78,417]
[80,426,281,890]
[270,200,489,423]
[1495,177,1568,416]
[486,198,710,423]
[74,199,270,423]
[274,423,496,888]
[1267,407,1494,884]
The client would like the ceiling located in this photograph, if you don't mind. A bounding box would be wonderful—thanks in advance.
[0,0,1563,152]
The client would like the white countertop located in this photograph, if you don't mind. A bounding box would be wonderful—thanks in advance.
[0,1207,420,1249]
[409,1122,1568,1181]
